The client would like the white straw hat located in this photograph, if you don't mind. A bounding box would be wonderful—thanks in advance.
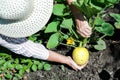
[0,0,53,38]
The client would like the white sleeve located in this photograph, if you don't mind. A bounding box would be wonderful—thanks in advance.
[0,36,49,60]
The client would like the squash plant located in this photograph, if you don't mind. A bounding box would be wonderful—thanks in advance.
[0,0,120,79]
[44,0,119,50]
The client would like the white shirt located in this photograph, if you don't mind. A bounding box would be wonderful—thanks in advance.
[0,35,49,60]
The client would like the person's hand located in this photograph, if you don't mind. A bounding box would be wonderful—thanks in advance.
[75,17,92,38]
[65,56,88,71]
[66,0,92,38]
[48,50,87,71]
[72,8,92,38]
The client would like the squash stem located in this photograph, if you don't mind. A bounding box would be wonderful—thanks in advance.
[78,38,88,47]
[82,38,88,47]
[79,41,83,47]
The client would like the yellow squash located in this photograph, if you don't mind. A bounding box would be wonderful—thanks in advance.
[72,47,89,65]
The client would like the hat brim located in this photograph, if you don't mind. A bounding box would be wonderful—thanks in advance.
[0,0,53,38]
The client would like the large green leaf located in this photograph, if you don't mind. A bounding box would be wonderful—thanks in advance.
[110,13,120,22]
[45,21,60,33]
[53,4,66,16]
[47,33,61,49]
[101,23,114,36]
[94,39,106,50]
[60,18,73,29]
[95,23,114,36]
[94,17,105,25]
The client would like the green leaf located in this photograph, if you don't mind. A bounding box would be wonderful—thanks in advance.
[15,74,22,79]
[115,22,120,29]
[28,34,39,42]
[0,53,11,58]
[19,69,25,75]
[31,64,37,71]
[45,21,60,33]
[38,63,43,70]
[24,62,33,72]
[101,23,114,36]
[3,61,13,68]
[5,73,12,79]
[0,60,6,65]
[94,17,105,25]
[12,77,19,80]
[47,33,61,49]
[25,68,30,73]
[60,18,73,29]
[94,39,106,50]
[110,13,120,22]
[53,4,66,16]
[72,0,84,7]
[95,26,103,32]
[95,23,114,36]
[15,58,19,64]
[15,64,23,70]
[21,59,32,63]
[44,63,51,71]
[63,34,69,39]
[72,0,103,18]
[33,60,40,65]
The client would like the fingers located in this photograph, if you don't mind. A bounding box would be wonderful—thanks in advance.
[78,61,88,70]
[77,27,92,38]
[66,56,88,71]
[76,21,92,38]
[72,62,88,71]
[67,56,79,71]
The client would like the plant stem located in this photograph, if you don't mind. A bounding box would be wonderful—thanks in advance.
[78,38,88,47]
[82,38,88,47]
[70,28,79,39]
[60,42,76,48]
[100,35,106,39]
[92,13,99,29]
[78,41,83,47]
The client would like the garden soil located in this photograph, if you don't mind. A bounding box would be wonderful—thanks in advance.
[24,3,120,80]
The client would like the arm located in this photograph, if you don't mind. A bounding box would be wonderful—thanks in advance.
[0,35,87,71]
[66,0,92,38]
[47,50,87,71]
